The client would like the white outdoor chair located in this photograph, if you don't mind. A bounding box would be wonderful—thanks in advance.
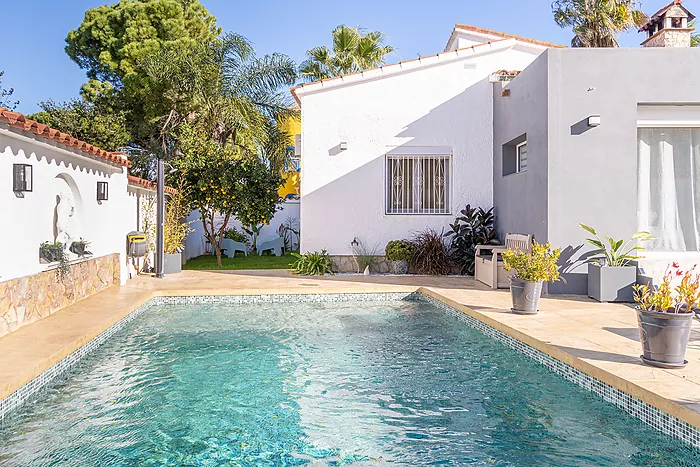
[475,233,532,289]
[256,236,284,257]
[221,239,248,258]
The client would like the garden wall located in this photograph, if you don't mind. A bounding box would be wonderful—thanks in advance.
[0,253,120,337]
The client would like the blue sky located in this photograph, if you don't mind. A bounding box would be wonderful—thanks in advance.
[0,0,681,114]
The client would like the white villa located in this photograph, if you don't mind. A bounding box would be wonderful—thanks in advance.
[293,2,700,293]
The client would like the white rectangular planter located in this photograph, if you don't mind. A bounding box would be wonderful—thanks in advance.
[587,263,636,302]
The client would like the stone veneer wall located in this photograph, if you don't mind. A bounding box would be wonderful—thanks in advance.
[0,253,120,337]
[642,29,692,48]
[331,255,392,273]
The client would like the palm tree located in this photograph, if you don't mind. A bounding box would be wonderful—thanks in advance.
[143,33,298,169]
[552,0,647,47]
[299,25,394,82]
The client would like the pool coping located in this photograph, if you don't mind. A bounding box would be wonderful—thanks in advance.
[1,287,700,449]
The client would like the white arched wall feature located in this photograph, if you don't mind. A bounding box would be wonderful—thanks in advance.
[53,174,84,256]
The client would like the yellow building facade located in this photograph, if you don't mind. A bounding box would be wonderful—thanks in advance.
[278,108,301,199]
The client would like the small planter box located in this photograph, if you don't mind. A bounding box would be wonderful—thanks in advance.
[164,253,182,274]
[588,263,636,302]
[39,245,63,264]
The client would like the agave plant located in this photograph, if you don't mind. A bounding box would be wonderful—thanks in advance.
[579,223,656,267]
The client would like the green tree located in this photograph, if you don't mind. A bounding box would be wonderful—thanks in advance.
[552,0,647,47]
[299,25,394,82]
[174,125,284,266]
[143,32,298,170]
[690,21,700,47]
[29,97,130,152]
[0,71,19,110]
[65,0,221,154]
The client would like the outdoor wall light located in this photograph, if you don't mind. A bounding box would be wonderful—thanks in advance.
[340,141,348,151]
[351,237,359,248]
[97,181,109,201]
[12,164,32,192]
[587,115,601,127]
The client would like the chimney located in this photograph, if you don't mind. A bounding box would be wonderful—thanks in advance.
[640,0,695,47]
[639,0,695,47]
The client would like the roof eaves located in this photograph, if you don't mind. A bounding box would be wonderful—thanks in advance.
[291,39,515,103]
[452,23,567,49]
[0,107,131,168]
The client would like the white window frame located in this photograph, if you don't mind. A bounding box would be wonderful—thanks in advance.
[385,154,452,215]
[516,141,527,173]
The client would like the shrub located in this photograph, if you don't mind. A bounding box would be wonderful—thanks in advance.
[291,250,334,275]
[444,204,498,275]
[224,226,249,244]
[411,229,451,275]
[164,186,194,255]
[501,241,561,283]
[385,240,415,262]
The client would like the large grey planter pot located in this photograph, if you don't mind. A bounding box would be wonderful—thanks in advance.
[164,253,182,274]
[391,260,409,275]
[637,309,693,368]
[588,263,636,302]
[509,277,543,315]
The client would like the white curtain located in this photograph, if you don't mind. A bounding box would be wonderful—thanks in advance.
[638,128,700,251]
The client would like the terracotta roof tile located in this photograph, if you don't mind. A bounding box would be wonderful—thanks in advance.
[453,24,567,49]
[0,107,131,168]
[127,175,177,194]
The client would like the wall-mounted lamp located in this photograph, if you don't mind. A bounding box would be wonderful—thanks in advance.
[97,181,109,201]
[587,115,601,127]
[351,237,359,248]
[13,164,32,192]
[339,141,348,151]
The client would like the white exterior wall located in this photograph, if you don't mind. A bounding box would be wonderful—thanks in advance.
[298,46,542,255]
[184,200,301,259]
[0,129,133,283]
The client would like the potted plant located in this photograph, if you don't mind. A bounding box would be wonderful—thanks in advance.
[39,241,70,277]
[502,241,561,314]
[579,224,655,302]
[385,240,416,274]
[633,263,698,368]
[69,237,91,257]
[163,188,194,274]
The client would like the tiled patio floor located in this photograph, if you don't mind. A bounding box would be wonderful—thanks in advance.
[2,269,700,429]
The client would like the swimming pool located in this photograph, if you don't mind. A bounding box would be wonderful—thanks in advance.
[0,297,698,466]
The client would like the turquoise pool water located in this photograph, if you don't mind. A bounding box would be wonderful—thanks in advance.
[0,298,698,466]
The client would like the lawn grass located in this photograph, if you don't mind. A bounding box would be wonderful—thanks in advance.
[183,252,296,271]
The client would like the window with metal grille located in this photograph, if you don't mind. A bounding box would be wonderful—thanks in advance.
[386,155,451,214]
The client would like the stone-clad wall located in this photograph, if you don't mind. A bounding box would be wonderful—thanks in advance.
[0,254,120,337]
[331,255,392,274]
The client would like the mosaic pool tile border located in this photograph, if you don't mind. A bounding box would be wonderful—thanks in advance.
[1,290,699,451]
[416,293,700,449]
[0,299,154,424]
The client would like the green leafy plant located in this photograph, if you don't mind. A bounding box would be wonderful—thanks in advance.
[291,250,334,276]
[278,216,299,252]
[502,241,561,283]
[69,237,92,257]
[634,263,699,313]
[579,224,655,267]
[39,241,70,278]
[223,226,249,244]
[385,240,416,262]
[411,229,451,275]
[444,204,498,275]
[352,239,380,273]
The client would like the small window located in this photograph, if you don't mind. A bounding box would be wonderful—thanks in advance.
[502,134,527,176]
[516,141,527,173]
[386,154,451,214]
